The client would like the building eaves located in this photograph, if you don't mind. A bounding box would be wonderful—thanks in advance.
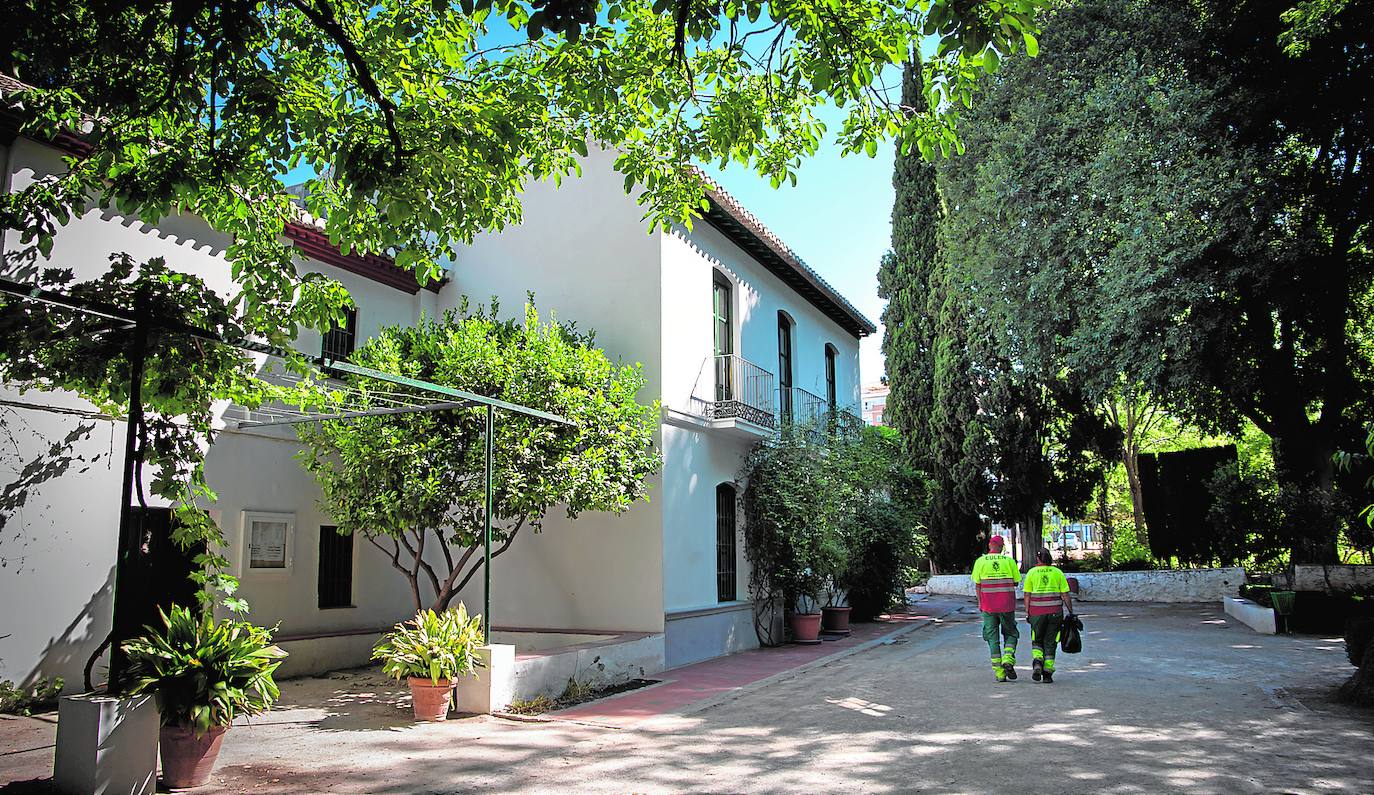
[690,167,878,338]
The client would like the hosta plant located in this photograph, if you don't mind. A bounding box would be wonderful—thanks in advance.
[122,605,287,736]
[373,604,486,684]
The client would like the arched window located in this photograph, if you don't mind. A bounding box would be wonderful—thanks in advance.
[824,344,838,412]
[777,312,794,423]
[713,271,733,401]
[715,483,737,602]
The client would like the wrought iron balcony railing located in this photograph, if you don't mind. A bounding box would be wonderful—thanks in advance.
[710,354,777,429]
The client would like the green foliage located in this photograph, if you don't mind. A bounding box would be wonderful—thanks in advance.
[0,257,283,611]
[741,425,927,629]
[3,0,1044,345]
[1109,523,1152,568]
[122,606,287,736]
[938,0,1374,561]
[372,605,486,684]
[0,676,63,716]
[836,427,929,621]
[296,299,661,612]
[741,435,846,616]
[877,59,939,458]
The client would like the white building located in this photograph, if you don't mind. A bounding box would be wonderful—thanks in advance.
[862,383,890,426]
[0,112,874,693]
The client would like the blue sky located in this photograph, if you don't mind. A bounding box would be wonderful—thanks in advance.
[701,142,894,386]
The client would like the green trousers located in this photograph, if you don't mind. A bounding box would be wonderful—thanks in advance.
[1029,612,1063,673]
[981,611,1019,671]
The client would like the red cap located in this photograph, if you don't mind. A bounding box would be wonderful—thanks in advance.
[988,535,1005,550]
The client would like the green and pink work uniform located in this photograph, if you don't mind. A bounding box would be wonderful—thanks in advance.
[970,553,1020,679]
[1024,565,1071,675]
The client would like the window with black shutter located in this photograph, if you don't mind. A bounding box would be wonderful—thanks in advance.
[318,525,354,609]
[321,307,357,362]
[716,483,737,602]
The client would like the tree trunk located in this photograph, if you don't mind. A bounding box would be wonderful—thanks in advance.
[1272,428,1341,564]
[1019,513,1044,571]
[1123,448,1148,550]
[1097,472,1115,565]
[1337,620,1374,707]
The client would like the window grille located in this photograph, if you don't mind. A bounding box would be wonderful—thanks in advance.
[716,484,737,602]
[322,307,357,362]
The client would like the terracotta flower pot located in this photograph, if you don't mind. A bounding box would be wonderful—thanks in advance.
[821,606,852,634]
[159,723,227,790]
[408,677,454,721]
[789,612,823,644]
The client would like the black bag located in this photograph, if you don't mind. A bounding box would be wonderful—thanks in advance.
[1060,612,1084,654]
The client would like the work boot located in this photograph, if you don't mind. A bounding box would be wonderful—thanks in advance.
[1032,659,1043,682]
[1003,662,1017,680]
[1042,670,1054,684]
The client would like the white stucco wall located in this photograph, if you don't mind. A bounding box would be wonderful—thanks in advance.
[0,136,445,687]
[657,219,863,619]
[443,145,666,635]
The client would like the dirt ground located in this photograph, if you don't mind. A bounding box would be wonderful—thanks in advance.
[5,600,1372,794]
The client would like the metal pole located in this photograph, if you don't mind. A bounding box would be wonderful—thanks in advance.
[483,404,493,640]
[107,309,147,691]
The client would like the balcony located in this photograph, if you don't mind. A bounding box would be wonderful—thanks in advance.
[680,354,777,437]
[779,385,864,442]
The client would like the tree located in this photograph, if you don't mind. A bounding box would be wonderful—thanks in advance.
[877,57,939,461]
[939,0,1374,562]
[3,0,1045,342]
[923,257,987,572]
[296,300,660,612]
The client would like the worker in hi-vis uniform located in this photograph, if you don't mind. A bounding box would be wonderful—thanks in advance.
[1022,548,1073,683]
[970,535,1020,682]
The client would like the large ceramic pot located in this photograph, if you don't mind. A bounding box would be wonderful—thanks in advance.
[159,723,228,789]
[821,606,852,634]
[789,612,823,644]
[408,677,454,721]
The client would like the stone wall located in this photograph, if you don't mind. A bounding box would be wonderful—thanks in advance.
[1278,565,1374,594]
[928,567,1245,603]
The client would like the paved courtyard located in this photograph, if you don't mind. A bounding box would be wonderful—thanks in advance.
[5,599,1372,794]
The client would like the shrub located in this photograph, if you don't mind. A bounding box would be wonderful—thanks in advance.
[373,604,486,684]
[0,677,63,716]
[1112,557,1155,571]
[843,500,919,622]
[1059,554,1108,573]
[123,606,286,735]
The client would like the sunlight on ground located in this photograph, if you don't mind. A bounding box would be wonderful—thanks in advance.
[825,697,893,717]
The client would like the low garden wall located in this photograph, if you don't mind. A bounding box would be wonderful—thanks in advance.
[1277,565,1374,594]
[928,567,1245,603]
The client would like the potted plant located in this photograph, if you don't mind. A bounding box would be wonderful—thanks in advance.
[372,603,485,721]
[789,580,824,644]
[821,578,852,635]
[122,606,287,790]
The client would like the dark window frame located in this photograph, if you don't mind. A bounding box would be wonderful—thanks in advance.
[715,483,738,602]
[713,272,734,401]
[777,312,794,422]
[824,344,838,411]
[322,307,358,362]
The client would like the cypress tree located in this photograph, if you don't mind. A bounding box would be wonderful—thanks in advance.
[879,56,986,572]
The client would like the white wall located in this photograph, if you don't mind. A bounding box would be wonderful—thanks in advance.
[0,136,445,687]
[443,145,666,634]
[657,220,864,616]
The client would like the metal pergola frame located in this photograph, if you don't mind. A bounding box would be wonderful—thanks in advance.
[0,276,572,679]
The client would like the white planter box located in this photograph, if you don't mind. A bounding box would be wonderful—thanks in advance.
[53,693,159,795]
[455,644,515,714]
[1223,597,1277,635]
